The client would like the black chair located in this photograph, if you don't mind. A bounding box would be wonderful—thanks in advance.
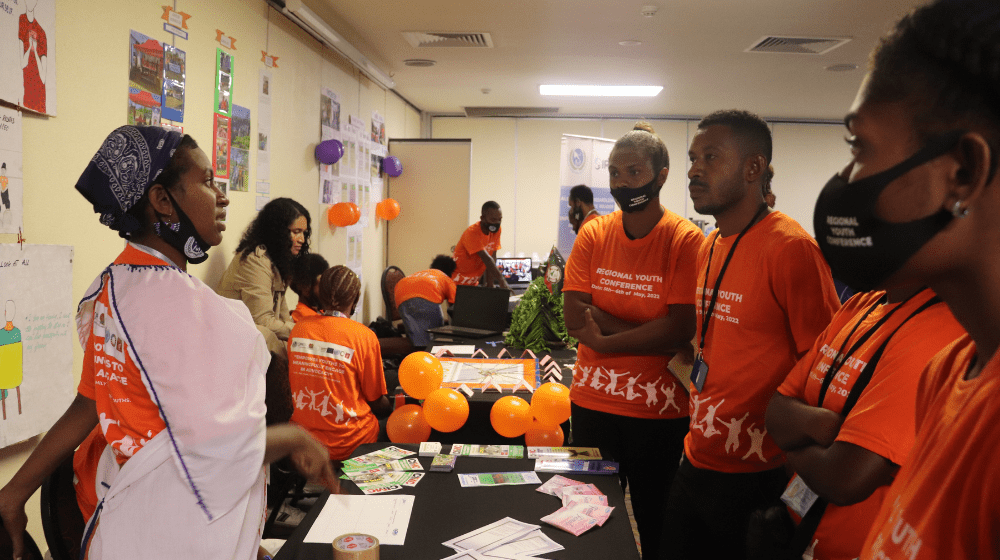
[40,455,85,560]
[380,266,406,322]
[0,516,44,560]
[262,460,323,539]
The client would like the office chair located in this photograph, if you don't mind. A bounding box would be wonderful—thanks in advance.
[40,455,85,560]
[0,515,44,560]
[380,266,406,322]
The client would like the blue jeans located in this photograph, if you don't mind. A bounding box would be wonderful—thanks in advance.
[397,297,444,347]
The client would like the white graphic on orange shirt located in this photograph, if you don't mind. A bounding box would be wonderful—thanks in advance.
[742,423,768,462]
[294,389,309,410]
[700,398,725,438]
[624,376,642,401]
[100,415,142,458]
[575,365,592,386]
[718,412,749,453]
[604,369,629,397]
[658,384,681,414]
[690,394,711,432]
[345,406,358,424]
[877,496,923,560]
[640,381,659,407]
[333,402,347,423]
[589,368,605,391]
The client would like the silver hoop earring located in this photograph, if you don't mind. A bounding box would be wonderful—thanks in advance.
[951,200,969,218]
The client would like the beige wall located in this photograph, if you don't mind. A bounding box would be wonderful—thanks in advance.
[431,116,848,257]
[0,0,419,547]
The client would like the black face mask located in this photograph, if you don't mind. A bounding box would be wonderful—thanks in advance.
[154,189,212,265]
[481,222,499,234]
[611,170,661,213]
[813,130,964,292]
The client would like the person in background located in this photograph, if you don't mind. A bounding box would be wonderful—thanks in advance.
[395,255,458,348]
[660,110,840,560]
[288,266,391,461]
[216,197,311,357]
[290,253,329,322]
[806,1,1000,557]
[0,126,334,560]
[564,122,705,559]
[452,201,509,289]
[568,184,600,234]
[765,287,963,560]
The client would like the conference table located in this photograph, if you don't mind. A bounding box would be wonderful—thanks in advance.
[273,442,641,560]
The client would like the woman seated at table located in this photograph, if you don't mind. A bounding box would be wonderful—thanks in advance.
[216,197,311,356]
[288,265,391,460]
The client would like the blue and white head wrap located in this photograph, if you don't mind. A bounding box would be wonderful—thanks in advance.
[75,126,184,235]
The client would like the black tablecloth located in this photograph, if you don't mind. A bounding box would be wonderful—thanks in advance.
[273,443,639,560]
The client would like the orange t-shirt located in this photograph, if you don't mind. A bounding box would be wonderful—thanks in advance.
[73,426,107,521]
[395,269,457,306]
[292,301,320,323]
[777,289,965,560]
[77,246,170,465]
[453,221,501,286]
[685,211,840,473]
[288,314,387,460]
[564,210,705,419]
[580,211,599,230]
[859,335,1000,560]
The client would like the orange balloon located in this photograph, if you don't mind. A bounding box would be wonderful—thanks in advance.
[490,396,532,438]
[386,404,431,444]
[327,202,359,227]
[377,199,401,221]
[347,202,360,225]
[423,388,469,433]
[398,352,444,399]
[530,382,571,427]
[525,419,564,446]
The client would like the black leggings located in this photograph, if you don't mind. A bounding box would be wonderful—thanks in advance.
[570,403,689,560]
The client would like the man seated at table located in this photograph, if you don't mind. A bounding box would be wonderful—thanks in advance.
[452,201,509,289]
[395,255,457,348]
[288,266,390,460]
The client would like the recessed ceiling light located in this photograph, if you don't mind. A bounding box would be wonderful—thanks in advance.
[619,40,642,47]
[404,59,436,67]
[825,63,858,72]
[539,85,663,97]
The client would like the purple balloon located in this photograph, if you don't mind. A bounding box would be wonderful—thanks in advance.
[382,155,403,177]
[315,139,344,165]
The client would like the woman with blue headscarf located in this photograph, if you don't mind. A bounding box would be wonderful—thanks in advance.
[0,126,335,560]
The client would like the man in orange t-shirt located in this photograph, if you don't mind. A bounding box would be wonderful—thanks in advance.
[395,255,458,347]
[452,201,508,289]
[660,110,840,560]
[766,288,964,560]
[565,122,704,559]
[288,266,389,460]
[568,184,600,235]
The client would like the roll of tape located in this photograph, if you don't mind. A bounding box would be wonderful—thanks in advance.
[332,533,379,560]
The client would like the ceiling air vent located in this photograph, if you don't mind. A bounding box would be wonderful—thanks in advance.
[745,36,851,55]
[403,32,494,48]
[464,107,559,117]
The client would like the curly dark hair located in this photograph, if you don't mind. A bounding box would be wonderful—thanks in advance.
[866,0,1000,176]
[430,254,457,277]
[612,121,670,173]
[235,197,311,281]
[698,110,772,164]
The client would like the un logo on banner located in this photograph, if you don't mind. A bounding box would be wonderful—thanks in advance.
[570,148,586,171]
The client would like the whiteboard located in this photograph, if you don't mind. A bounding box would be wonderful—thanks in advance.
[0,244,75,447]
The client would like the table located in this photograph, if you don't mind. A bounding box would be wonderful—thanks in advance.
[274,443,640,560]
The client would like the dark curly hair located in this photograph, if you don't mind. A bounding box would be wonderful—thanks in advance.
[866,0,1000,178]
[612,121,670,173]
[698,110,772,164]
[235,197,311,281]
[430,254,457,277]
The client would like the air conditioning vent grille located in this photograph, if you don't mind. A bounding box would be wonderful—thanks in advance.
[746,36,851,55]
[464,107,559,117]
[404,32,494,48]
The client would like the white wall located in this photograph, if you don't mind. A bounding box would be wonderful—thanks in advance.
[432,116,848,256]
[0,0,420,546]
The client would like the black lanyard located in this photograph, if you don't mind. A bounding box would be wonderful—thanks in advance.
[816,289,926,409]
[698,204,768,352]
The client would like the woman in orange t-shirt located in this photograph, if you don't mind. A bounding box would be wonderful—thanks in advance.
[808,2,1000,557]
[564,122,704,559]
[288,266,391,460]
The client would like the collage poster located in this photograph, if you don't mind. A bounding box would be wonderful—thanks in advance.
[257,68,272,183]
[0,106,23,234]
[213,113,231,179]
[215,48,233,117]
[229,105,251,192]
[127,30,164,126]
[319,88,340,205]
[162,45,186,122]
[0,0,57,116]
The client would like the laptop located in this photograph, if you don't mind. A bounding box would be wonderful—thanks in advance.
[495,257,533,293]
[428,285,511,338]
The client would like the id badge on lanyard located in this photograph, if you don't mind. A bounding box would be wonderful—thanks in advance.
[691,351,709,393]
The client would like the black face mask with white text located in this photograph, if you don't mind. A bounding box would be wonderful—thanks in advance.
[611,170,661,213]
[813,130,963,292]
[155,189,212,265]
[481,222,499,234]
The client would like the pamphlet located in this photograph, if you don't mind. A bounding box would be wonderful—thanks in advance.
[450,444,525,459]
[533,459,619,475]
[458,472,542,488]
[526,447,602,460]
